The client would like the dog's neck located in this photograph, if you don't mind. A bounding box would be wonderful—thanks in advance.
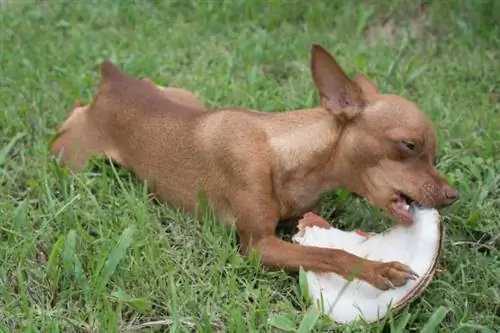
[269,107,354,177]
[263,107,356,216]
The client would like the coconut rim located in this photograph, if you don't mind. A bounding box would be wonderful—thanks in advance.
[292,210,444,325]
[389,213,444,315]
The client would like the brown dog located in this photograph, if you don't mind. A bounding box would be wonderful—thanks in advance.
[49,44,459,290]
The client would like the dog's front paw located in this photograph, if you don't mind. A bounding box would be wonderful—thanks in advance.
[366,261,419,290]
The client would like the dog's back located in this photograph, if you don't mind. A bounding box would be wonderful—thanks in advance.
[51,61,271,221]
[51,62,208,209]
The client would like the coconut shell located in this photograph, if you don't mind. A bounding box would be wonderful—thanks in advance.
[292,207,443,324]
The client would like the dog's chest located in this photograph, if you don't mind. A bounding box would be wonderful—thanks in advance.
[277,180,325,218]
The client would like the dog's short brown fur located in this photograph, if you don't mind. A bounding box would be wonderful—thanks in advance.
[49,44,459,290]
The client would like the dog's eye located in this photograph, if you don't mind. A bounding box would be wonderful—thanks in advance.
[402,140,416,151]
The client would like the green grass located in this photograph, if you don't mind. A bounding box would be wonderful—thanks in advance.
[1,0,499,332]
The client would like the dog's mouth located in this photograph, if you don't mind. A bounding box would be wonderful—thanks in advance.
[389,192,422,225]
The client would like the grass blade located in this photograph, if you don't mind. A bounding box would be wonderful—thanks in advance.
[0,132,24,167]
[299,266,309,301]
[110,289,150,313]
[420,306,450,333]
[387,306,411,333]
[168,272,180,331]
[11,200,27,234]
[453,324,494,333]
[62,230,87,285]
[268,314,296,332]
[96,225,136,293]
[297,305,321,333]
[47,236,65,286]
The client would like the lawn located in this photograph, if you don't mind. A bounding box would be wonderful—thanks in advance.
[0,0,499,332]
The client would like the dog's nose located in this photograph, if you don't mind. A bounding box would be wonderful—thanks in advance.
[442,185,460,206]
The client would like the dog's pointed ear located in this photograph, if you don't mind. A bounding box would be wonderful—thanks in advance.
[311,44,365,121]
[354,72,379,95]
[100,60,125,83]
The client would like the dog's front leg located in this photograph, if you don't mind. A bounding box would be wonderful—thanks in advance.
[234,194,418,290]
[250,235,419,290]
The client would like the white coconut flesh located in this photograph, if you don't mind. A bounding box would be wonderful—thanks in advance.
[292,206,443,325]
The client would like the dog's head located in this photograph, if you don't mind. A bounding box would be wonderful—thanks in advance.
[311,44,459,225]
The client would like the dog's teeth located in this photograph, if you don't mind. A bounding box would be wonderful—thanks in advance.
[404,204,410,211]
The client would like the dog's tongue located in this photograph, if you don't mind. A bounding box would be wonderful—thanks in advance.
[393,196,414,223]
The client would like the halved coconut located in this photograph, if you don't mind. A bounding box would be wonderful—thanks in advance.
[292,207,443,324]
